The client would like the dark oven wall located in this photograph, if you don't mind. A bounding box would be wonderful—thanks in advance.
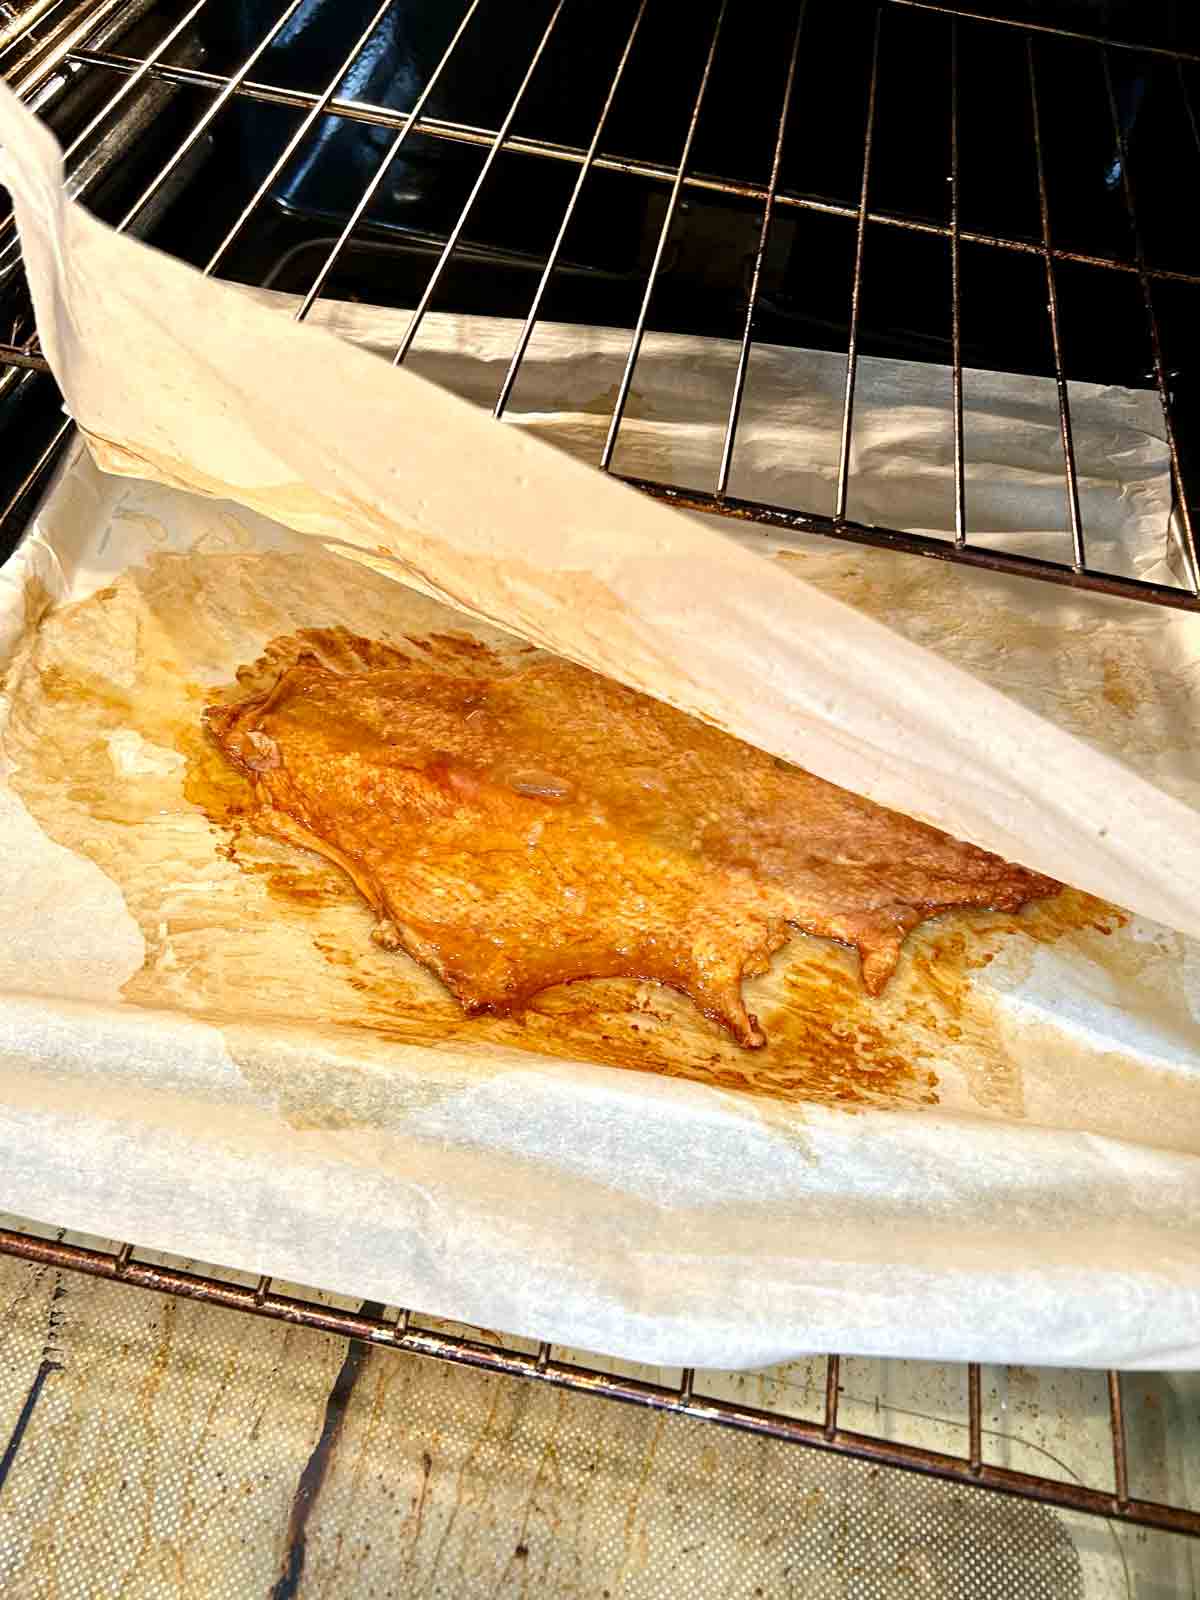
[168,0,1200,384]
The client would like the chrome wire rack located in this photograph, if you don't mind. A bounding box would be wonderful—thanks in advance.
[1,0,1200,606]
[2,0,1200,1555]
[1,1217,1198,1540]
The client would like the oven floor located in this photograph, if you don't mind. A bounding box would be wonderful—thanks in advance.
[0,1233,1195,1597]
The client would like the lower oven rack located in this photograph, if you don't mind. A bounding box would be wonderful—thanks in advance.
[1,1218,1196,1541]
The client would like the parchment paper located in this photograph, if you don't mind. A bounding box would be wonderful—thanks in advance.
[2,86,1200,1369]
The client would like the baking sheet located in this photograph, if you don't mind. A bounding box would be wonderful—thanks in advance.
[3,434,1200,1369]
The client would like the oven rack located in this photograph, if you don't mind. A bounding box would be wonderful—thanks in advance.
[3,0,1200,1554]
[1,1217,1197,1540]
[2,0,1200,609]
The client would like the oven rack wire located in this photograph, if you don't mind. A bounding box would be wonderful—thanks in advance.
[2,0,1200,1548]
[1,0,1199,608]
[1,1218,1197,1540]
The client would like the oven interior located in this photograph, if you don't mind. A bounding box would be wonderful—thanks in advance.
[2,1,1200,1592]
[3,0,1200,592]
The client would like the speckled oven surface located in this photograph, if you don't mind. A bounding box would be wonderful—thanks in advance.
[2,1218,1199,1598]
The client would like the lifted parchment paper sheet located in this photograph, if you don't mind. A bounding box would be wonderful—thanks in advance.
[2,84,1200,1368]
[2,80,1199,928]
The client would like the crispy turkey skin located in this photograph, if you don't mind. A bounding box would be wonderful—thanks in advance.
[206,649,1058,1046]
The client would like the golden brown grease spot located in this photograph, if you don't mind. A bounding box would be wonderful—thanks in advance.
[1102,653,1139,716]
[24,575,54,623]
[180,717,250,829]
[764,944,939,1111]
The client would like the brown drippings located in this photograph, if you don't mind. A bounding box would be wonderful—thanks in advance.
[758,889,1128,1120]
[24,574,57,629]
[202,638,1056,1049]
[762,944,940,1110]
[1005,889,1126,947]
[1102,653,1139,716]
[410,631,494,660]
[909,891,1126,1115]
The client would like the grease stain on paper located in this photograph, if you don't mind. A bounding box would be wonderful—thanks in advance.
[772,547,1199,802]
[1,539,1166,1138]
